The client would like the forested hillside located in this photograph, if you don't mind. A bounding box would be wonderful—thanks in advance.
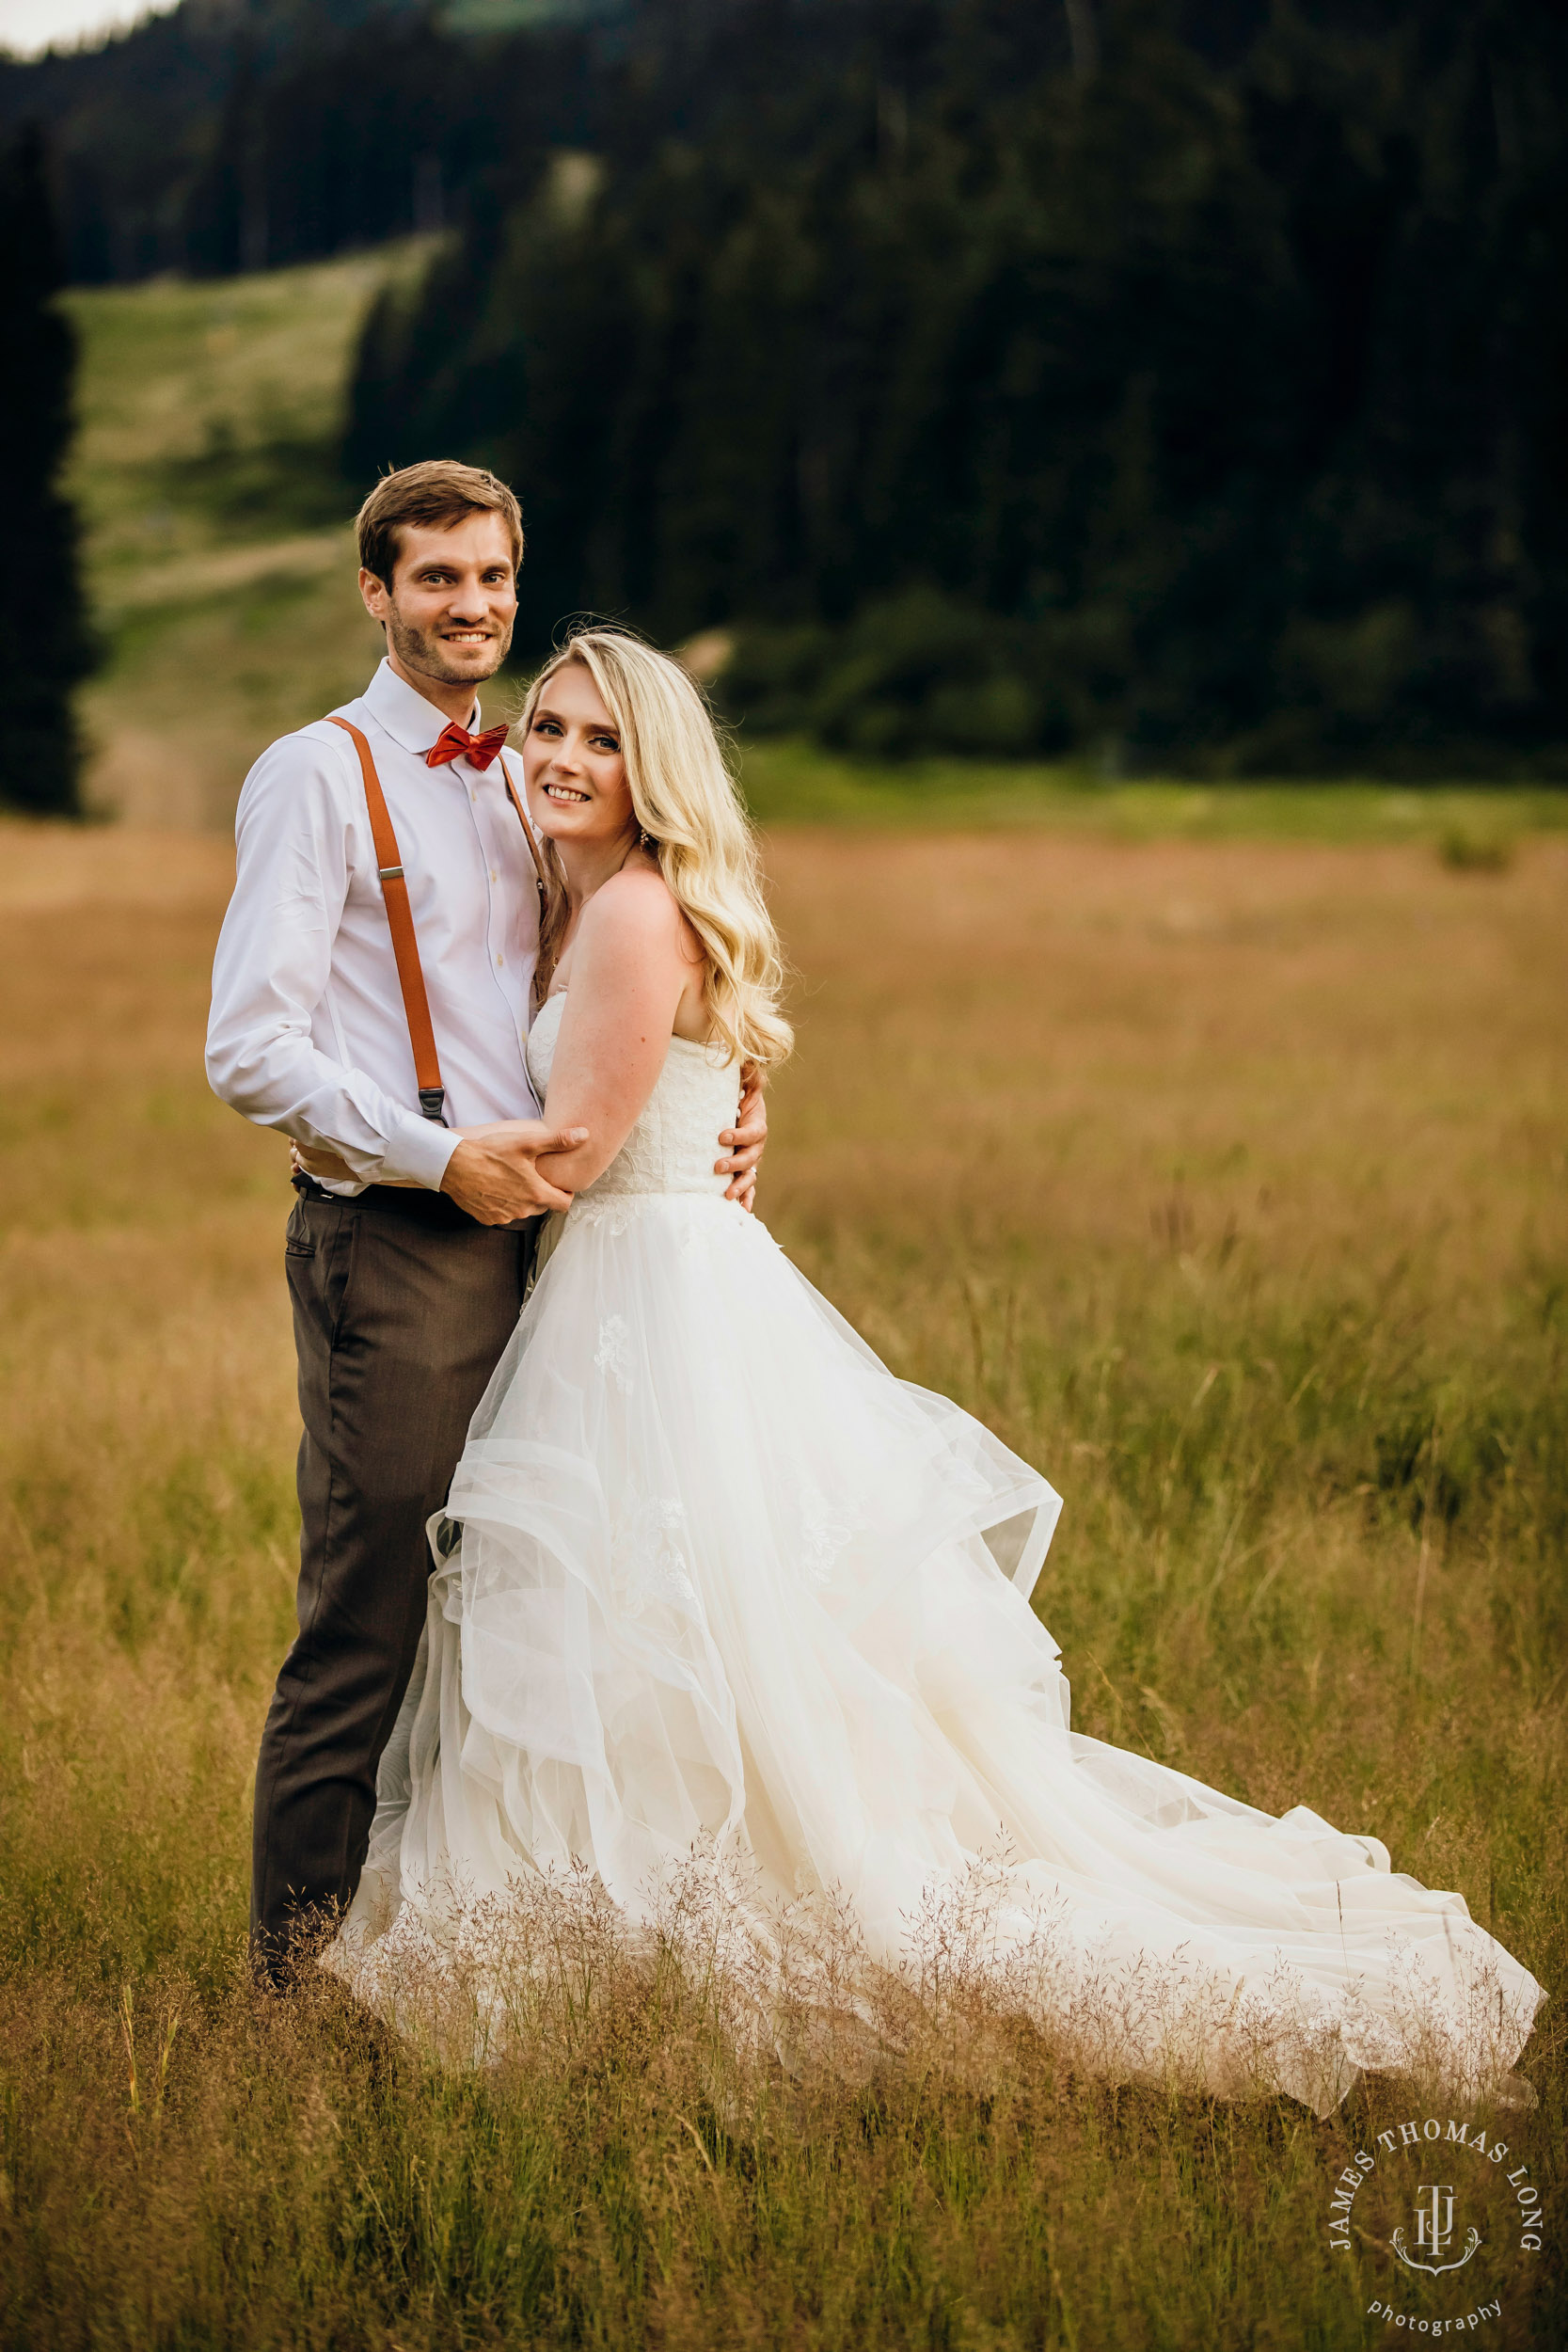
[349,0,1568,771]
[8,0,1565,771]
[0,0,619,279]
[2,1,1229,286]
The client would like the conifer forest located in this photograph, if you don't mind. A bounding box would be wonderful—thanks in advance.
[6,0,1567,774]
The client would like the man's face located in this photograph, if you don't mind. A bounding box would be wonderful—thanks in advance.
[359,511,518,695]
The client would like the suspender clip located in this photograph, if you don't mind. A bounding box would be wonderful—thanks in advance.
[418,1086,448,1124]
[377,864,404,882]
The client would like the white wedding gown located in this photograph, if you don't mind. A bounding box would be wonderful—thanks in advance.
[328,993,1544,2110]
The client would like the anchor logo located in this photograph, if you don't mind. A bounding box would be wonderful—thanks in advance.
[1391,2184,1481,2278]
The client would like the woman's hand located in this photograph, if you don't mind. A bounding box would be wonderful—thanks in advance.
[719,1062,768,1211]
[291,1139,355,1185]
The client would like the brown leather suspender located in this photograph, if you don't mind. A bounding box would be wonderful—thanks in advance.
[325,717,550,1128]
[326,716,449,1124]
[498,749,552,895]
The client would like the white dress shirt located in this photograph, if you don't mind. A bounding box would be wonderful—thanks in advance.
[206,659,542,1191]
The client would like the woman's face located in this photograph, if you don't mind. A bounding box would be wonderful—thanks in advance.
[522,660,637,852]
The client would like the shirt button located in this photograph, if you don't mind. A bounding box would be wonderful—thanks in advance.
[489,869,498,882]
[496,953,504,967]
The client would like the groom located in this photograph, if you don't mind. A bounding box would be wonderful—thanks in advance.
[206,459,766,1983]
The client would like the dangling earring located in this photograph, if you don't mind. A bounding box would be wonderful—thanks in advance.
[639,826,655,851]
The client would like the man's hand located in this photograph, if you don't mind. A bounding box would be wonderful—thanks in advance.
[291,1123,586,1223]
[439,1121,586,1224]
[718,1062,768,1212]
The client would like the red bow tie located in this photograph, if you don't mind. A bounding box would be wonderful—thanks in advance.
[425,720,512,771]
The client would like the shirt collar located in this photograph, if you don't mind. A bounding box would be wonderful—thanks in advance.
[361,658,480,756]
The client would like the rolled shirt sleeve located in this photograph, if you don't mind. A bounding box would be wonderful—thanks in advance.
[205,732,460,1192]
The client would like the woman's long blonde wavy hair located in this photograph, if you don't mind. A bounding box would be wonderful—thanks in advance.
[515,628,793,1069]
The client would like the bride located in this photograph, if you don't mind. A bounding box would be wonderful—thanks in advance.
[325,626,1542,2112]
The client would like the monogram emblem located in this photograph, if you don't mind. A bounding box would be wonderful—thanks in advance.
[1391,2183,1481,2278]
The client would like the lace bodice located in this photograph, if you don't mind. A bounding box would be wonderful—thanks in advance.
[526,990,739,1214]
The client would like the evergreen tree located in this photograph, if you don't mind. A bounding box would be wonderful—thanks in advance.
[0,125,94,814]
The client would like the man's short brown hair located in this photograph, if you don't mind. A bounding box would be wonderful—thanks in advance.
[356,459,525,586]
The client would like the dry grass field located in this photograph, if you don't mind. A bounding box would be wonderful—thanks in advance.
[0,814,1564,2349]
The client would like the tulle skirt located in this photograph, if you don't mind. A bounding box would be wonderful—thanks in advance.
[328,1192,1544,2111]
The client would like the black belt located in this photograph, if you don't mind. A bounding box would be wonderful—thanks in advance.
[290,1168,484,1231]
[291,1168,546,1237]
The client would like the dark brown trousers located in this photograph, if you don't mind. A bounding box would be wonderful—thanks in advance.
[251,1183,539,1978]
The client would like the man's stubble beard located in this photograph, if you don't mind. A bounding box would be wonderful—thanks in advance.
[386,601,514,688]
